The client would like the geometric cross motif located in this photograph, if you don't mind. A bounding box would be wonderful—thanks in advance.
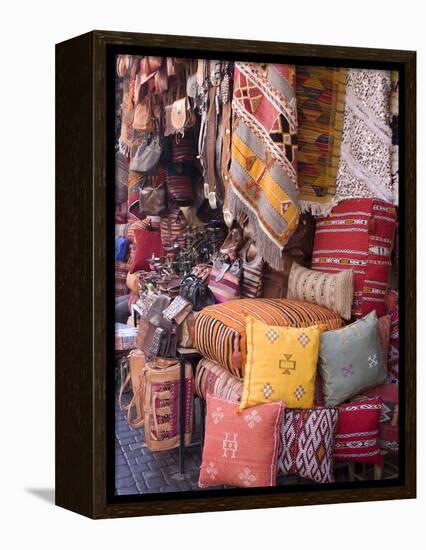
[244,409,262,429]
[297,332,310,348]
[238,467,257,487]
[206,461,218,480]
[279,354,296,374]
[222,432,238,459]
[368,354,378,369]
[266,328,279,343]
[294,385,306,401]
[211,406,224,425]
[269,113,296,164]
[341,364,354,377]
[262,382,274,399]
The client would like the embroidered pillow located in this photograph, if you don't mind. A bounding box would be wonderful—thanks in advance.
[319,310,387,406]
[199,394,283,488]
[334,398,383,464]
[278,408,339,483]
[240,317,321,411]
[356,384,399,452]
[311,198,397,318]
[287,262,354,320]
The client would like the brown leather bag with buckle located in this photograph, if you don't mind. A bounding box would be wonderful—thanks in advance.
[139,175,168,216]
[171,97,196,133]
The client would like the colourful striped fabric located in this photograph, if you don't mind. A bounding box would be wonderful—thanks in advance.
[160,208,188,252]
[296,65,347,215]
[194,298,343,379]
[208,267,241,303]
[240,246,264,298]
[195,358,243,402]
[311,198,397,318]
[227,63,299,271]
[171,131,196,162]
[115,261,129,297]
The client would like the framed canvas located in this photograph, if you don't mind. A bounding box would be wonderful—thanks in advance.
[55,30,416,519]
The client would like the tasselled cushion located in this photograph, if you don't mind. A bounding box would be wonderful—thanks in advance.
[199,394,284,488]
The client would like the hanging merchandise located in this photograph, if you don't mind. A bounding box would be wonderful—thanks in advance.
[208,258,242,303]
[334,69,397,206]
[111,53,402,492]
[226,63,300,271]
[138,169,168,217]
[296,66,347,215]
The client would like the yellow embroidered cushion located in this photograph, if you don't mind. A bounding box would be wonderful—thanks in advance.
[240,317,321,411]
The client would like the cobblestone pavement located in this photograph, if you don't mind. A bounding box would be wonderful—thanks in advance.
[115,392,222,495]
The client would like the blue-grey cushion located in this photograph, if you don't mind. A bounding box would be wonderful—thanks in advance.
[319,310,387,406]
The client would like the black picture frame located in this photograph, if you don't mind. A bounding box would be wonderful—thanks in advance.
[56,30,416,519]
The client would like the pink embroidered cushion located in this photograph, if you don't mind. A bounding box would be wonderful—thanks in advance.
[278,408,338,483]
[199,394,284,488]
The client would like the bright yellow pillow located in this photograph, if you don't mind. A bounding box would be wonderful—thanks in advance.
[240,316,321,411]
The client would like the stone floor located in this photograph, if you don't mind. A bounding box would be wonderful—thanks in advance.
[115,392,222,495]
[115,386,399,495]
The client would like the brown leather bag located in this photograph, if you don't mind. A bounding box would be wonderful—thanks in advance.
[133,96,156,131]
[127,358,194,452]
[139,175,168,216]
[171,97,196,133]
[261,254,294,299]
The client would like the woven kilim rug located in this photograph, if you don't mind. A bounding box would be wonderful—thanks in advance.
[227,63,299,271]
[296,66,347,216]
[334,69,397,206]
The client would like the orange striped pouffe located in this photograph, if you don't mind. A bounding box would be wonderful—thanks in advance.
[194,298,343,379]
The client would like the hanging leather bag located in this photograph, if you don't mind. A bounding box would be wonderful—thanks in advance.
[139,173,168,216]
[129,132,163,174]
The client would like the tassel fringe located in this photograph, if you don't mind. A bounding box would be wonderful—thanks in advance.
[228,187,285,272]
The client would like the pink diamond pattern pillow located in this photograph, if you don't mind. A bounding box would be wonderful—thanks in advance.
[199,394,284,488]
[278,408,339,483]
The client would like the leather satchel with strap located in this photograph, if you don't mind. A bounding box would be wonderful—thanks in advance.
[126,357,194,451]
[119,349,146,424]
[171,97,196,134]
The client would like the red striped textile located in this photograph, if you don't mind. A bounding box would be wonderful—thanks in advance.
[312,198,397,318]
[171,132,196,162]
[160,209,188,252]
[115,261,129,296]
